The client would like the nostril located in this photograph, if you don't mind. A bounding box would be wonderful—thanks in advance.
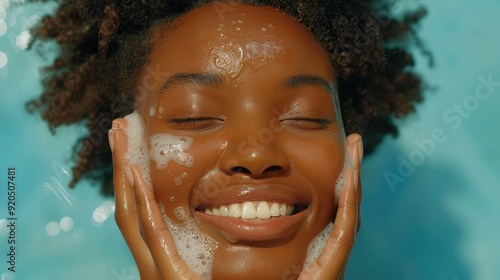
[230,166,252,175]
[263,165,283,174]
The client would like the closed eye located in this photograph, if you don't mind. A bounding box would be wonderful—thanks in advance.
[280,118,332,130]
[169,117,224,131]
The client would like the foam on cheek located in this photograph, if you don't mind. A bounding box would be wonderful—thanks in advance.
[150,134,194,170]
[302,222,334,270]
[123,111,152,185]
[126,111,213,276]
[335,146,354,200]
[160,204,218,279]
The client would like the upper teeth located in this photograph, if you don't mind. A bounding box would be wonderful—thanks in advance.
[204,202,294,219]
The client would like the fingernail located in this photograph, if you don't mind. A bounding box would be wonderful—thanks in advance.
[125,167,134,187]
[108,130,115,152]
[112,120,123,130]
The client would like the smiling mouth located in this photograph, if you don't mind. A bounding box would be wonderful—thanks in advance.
[192,185,309,243]
[199,201,304,220]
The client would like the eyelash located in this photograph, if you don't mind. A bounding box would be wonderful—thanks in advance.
[169,117,331,130]
[280,118,332,129]
[169,117,224,130]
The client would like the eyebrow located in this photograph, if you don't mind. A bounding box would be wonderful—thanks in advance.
[158,72,225,95]
[158,73,331,97]
[280,74,331,91]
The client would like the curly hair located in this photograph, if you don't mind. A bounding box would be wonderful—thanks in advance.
[27,0,428,195]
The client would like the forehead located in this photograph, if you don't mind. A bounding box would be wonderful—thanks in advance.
[147,3,334,80]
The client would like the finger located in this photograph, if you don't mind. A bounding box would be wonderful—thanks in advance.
[129,165,200,279]
[110,119,134,230]
[346,133,363,234]
[299,134,362,280]
[110,119,159,280]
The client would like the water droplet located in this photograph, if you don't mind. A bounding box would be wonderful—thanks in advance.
[170,196,175,202]
[180,137,187,143]
[160,151,166,156]
[181,172,188,179]
[197,253,206,259]
[175,177,182,186]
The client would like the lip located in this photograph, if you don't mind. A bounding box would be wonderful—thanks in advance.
[195,210,307,243]
[191,184,309,243]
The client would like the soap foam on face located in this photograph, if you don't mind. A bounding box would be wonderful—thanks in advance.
[150,134,194,170]
[302,222,334,270]
[160,204,218,279]
[211,38,284,78]
[125,110,211,276]
[124,111,152,185]
[335,147,354,200]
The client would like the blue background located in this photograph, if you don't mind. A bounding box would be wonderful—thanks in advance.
[1,0,499,279]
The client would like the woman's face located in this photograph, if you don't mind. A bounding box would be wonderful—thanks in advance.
[135,3,345,279]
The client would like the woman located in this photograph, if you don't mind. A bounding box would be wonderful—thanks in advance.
[28,0,425,279]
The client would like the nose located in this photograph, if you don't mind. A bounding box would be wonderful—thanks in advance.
[219,131,291,178]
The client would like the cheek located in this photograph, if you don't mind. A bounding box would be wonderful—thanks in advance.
[288,134,344,209]
[149,136,226,216]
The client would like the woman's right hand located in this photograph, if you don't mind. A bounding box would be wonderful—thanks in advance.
[109,118,202,280]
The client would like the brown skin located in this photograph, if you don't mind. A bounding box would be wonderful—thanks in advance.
[110,4,363,280]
